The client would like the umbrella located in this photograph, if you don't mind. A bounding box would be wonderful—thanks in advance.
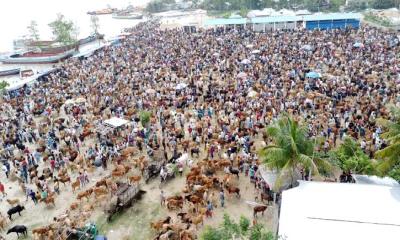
[237,72,247,79]
[248,90,258,98]
[146,89,156,94]
[301,44,313,51]
[353,42,364,48]
[64,99,75,105]
[306,71,321,79]
[176,83,188,90]
[251,49,261,54]
[241,59,251,64]
[75,97,86,103]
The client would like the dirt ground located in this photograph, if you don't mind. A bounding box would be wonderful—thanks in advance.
[0,108,278,240]
[94,169,278,240]
[0,150,278,240]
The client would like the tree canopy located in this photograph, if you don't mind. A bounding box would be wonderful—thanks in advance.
[27,20,40,41]
[200,214,276,240]
[48,13,78,45]
[375,105,400,181]
[329,137,376,175]
[90,15,100,35]
[259,114,332,190]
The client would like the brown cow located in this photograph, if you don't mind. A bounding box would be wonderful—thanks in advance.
[167,199,184,210]
[94,186,108,197]
[71,179,80,192]
[191,213,204,228]
[253,205,268,217]
[44,196,56,207]
[59,175,71,186]
[225,185,240,198]
[129,175,141,185]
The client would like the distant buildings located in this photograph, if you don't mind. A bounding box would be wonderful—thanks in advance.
[205,12,361,31]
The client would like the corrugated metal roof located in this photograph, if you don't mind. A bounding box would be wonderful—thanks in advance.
[302,13,362,21]
[251,15,302,24]
[204,18,247,26]
[251,12,361,24]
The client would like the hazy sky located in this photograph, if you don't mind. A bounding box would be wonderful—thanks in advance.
[0,0,150,52]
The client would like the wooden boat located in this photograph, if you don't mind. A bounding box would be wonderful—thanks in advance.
[0,68,20,77]
[112,12,143,19]
[20,69,34,78]
[1,49,76,64]
[87,8,117,15]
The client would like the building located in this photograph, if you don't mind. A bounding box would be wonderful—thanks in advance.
[278,180,400,240]
[204,12,361,31]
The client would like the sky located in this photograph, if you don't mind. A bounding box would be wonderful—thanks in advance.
[0,0,150,52]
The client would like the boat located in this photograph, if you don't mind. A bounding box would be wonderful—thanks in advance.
[0,68,20,77]
[20,69,34,78]
[1,49,76,64]
[112,12,143,20]
[87,8,117,15]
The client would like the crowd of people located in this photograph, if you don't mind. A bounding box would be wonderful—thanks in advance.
[0,19,399,236]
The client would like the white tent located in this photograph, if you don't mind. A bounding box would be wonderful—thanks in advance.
[353,174,400,187]
[279,181,400,240]
[104,117,130,128]
[176,83,188,90]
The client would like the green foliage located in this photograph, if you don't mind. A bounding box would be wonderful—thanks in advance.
[48,13,78,45]
[200,214,277,240]
[239,216,250,233]
[90,15,100,35]
[0,81,9,92]
[140,111,152,127]
[259,114,332,190]
[27,20,40,41]
[146,0,176,13]
[375,105,400,176]
[372,0,396,9]
[239,8,250,17]
[345,0,369,11]
[364,12,393,27]
[388,166,400,182]
[330,137,376,175]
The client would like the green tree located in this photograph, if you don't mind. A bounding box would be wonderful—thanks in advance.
[0,81,9,91]
[27,20,40,41]
[48,13,77,45]
[330,137,376,175]
[259,114,332,190]
[90,15,100,35]
[140,111,152,128]
[375,105,400,175]
[200,214,276,240]
[372,0,396,9]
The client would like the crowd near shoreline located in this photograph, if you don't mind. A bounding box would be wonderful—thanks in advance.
[0,20,399,239]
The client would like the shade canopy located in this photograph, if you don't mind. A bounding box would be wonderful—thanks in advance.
[306,71,321,78]
[279,181,400,240]
[104,117,130,128]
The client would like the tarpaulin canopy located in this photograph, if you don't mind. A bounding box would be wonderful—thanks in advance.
[279,181,400,240]
[104,117,130,128]
[306,71,321,78]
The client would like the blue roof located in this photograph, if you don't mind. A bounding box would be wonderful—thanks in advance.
[205,18,247,26]
[251,13,361,24]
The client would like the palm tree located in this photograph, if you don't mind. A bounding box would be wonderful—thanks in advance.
[375,105,400,174]
[259,114,331,190]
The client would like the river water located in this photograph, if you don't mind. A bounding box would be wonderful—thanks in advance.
[0,0,151,53]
